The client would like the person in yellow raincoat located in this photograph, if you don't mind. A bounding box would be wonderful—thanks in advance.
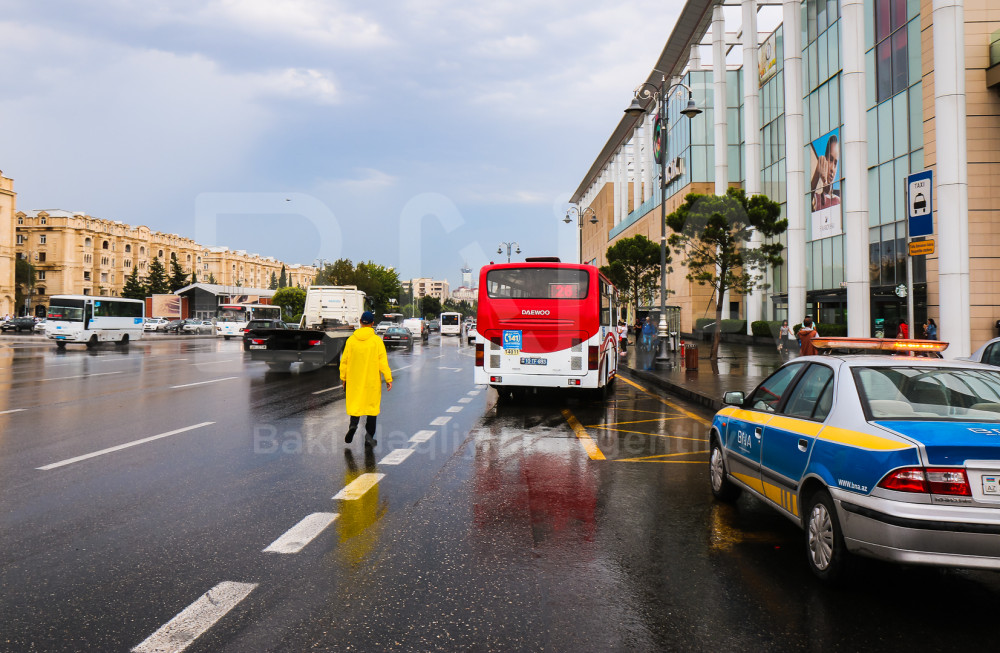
[340,311,393,447]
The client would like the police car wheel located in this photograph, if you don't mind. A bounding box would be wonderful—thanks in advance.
[709,440,741,502]
[805,491,851,582]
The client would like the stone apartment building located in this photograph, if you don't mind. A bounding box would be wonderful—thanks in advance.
[402,277,451,302]
[13,210,315,316]
[0,173,14,317]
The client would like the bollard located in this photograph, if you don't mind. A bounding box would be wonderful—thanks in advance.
[680,339,686,368]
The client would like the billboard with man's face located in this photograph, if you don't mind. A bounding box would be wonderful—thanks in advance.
[809,127,842,240]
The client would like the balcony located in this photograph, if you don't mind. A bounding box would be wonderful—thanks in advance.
[988,29,1000,89]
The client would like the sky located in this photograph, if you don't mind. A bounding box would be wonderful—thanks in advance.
[0,0,685,288]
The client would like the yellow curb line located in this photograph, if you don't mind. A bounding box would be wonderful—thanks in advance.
[583,417,687,428]
[617,375,712,426]
[561,408,606,461]
[587,425,709,443]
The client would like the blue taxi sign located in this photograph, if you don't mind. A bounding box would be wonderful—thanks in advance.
[907,169,933,237]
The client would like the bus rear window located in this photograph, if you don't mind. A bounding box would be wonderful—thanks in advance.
[48,299,85,322]
[486,268,589,299]
[442,314,460,325]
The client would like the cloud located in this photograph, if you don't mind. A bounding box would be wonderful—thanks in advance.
[321,169,397,192]
[253,68,339,105]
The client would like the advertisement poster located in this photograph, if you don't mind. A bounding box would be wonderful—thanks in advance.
[758,31,778,86]
[809,127,842,240]
[151,294,181,318]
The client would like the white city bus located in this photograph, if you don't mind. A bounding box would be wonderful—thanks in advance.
[215,304,282,339]
[439,311,462,336]
[45,295,145,349]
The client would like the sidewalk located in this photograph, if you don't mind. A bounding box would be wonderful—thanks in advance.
[619,337,790,412]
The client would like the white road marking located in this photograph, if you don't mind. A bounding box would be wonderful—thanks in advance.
[37,422,215,470]
[409,430,436,444]
[430,416,451,426]
[0,408,26,415]
[131,580,257,653]
[446,406,462,413]
[332,473,385,500]
[466,390,479,396]
[40,371,124,382]
[263,513,339,554]
[311,385,343,395]
[438,367,462,372]
[170,377,237,389]
[457,397,473,404]
[379,448,414,465]
[392,365,411,372]
[190,359,236,365]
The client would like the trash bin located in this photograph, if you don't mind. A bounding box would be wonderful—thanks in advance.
[685,344,699,370]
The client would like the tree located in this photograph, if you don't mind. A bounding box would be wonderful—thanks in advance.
[420,295,442,319]
[14,258,35,315]
[269,272,278,290]
[145,256,170,295]
[168,253,188,292]
[272,287,306,322]
[207,273,217,284]
[121,265,147,300]
[666,187,786,360]
[315,258,355,285]
[278,265,287,288]
[191,271,198,285]
[599,235,663,326]
[354,261,402,318]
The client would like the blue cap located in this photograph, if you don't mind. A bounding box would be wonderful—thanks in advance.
[361,311,375,324]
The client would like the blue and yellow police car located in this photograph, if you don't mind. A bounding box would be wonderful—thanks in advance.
[710,338,1000,581]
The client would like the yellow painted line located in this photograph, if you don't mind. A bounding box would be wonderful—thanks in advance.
[617,451,710,463]
[583,417,686,428]
[819,426,912,451]
[600,408,682,416]
[587,426,709,443]
[332,473,385,500]
[561,409,606,461]
[617,375,712,426]
[732,471,765,494]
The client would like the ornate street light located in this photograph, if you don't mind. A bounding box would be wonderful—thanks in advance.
[564,206,598,264]
[497,242,521,263]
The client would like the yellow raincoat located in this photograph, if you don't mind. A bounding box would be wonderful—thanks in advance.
[339,326,393,417]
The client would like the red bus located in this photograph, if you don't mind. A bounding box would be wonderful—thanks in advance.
[473,259,620,399]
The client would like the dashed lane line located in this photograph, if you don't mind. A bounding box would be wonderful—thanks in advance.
[311,385,343,395]
[131,581,258,653]
[561,409,606,461]
[616,375,712,426]
[170,377,238,389]
[37,422,216,470]
[332,473,385,500]
[409,430,435,444]
[430,416,451,426]
[40,371,125,382]
[457,397,473,404]
[263,513,339,554]
[445,405,463,413]
[0,408,26,415]
[379,448,414,465]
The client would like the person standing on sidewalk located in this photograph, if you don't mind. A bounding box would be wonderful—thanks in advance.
[341,311,392,448]
[777,320,792,357]
[798,318,819,356]
[897,320,909,339]
[924,318,937,340]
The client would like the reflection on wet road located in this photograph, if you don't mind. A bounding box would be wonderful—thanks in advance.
[2,334,1000,651]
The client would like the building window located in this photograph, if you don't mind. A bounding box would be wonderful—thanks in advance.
[140,246,145,256]
[125,259,131,268]
[84,271,91,281]
[158,250,164,258]
[16,235,24,245]
[37,287,45,295]
[84,254,92,264]
[40,216,46,225]
[125,244,131,253]
[39,235,46,244]
[85,237,92,247]
[83,288,90,295]
[38,253,46,263]
[874,0,908,102]
[102,240,109,250]
[17,216,23,225]
[37,271,46,280]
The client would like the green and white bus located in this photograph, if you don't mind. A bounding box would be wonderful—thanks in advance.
[45,295,145,349]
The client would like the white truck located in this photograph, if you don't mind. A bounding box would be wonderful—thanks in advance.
[247,285,368,372]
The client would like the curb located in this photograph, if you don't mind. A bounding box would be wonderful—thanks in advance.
[620,366,724,412]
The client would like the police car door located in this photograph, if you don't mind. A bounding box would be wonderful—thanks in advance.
[760,363,834,516]
[725,363,806,494]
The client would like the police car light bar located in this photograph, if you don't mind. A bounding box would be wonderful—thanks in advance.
[812,337,949,352]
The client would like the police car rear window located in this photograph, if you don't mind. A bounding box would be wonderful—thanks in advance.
[854,366,1000,421]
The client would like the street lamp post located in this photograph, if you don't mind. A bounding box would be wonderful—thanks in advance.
[497,242,521,264]
[624,74,701,365]
[564,206,598,264]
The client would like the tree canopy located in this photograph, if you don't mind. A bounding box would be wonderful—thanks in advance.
[121,265,147,300]
[314,258,402,318]
[271,286,306,322]
[278,265,287,288]
[145,257,170,295]
[168,253,188,292]
[420,295,442,319]
[599,235,664,324]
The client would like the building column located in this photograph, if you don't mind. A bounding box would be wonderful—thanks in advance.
[742,0,763,327]
[631,129,642,217]
[614,151,623,225]
[643,112,655,202]
[712,4,729,196]
[690,43,701,71]
[783,0,807,326]
[841,0,871,336]
[933,0,970,357]
[617,146,627,224]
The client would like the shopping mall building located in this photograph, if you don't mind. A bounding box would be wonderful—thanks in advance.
[570,0,1000,357]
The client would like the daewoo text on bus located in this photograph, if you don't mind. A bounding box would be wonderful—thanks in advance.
[473,258,619,400]
[45,295,145,349]
[215,304,282,339]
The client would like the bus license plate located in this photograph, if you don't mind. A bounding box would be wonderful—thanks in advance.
[249,345,267,350]
[520,357,547,366]
[55,335,66,340]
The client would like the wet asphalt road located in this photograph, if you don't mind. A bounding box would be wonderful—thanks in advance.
[2,332,1000,652]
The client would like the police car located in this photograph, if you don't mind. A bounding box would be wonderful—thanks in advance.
[710,338,1000,581]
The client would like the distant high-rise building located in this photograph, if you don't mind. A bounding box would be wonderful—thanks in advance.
[461,263,473,288]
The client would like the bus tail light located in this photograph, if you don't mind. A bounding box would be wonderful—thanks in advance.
[588,346,599,370]
[476,343,484,367]
[568,379,581,386]
[877,467,971,496]
[490,376,502,383]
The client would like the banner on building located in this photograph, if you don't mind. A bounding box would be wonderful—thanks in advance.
[809,127,842,240]
[758,32,778,86]
[151,294,182,318]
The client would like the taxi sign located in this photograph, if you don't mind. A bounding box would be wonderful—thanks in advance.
[907,169,933,237]
[812,337,948,356]
[908,239,935,256]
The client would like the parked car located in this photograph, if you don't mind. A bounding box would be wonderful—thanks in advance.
[182,319,214,334]
[382,326,414,350]
[1,317,36,333]
[466,322,477,345]
[158,319,184,334]
[967,336,1000,366]
[144,317,169,332]
[709,337,1000,581]
[33,319,47,333]
[242,319,285,351]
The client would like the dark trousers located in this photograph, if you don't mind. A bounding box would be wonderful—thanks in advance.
[347,415,377,437]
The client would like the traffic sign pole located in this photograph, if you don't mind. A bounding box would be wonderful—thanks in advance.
[905,170,934,338]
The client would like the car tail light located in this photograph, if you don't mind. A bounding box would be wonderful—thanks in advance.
[307,339,322,346]
[588,346,599,370]
[251,338,266,345]
[476,343,484,367]
[878,467,971,496]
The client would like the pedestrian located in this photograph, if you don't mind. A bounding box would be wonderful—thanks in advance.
[897,320,909,339]
[924,318,937,340]
[798,318,819,356]
[777,320,792,357]
[616,320,628,354]
[340,311,393,448]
